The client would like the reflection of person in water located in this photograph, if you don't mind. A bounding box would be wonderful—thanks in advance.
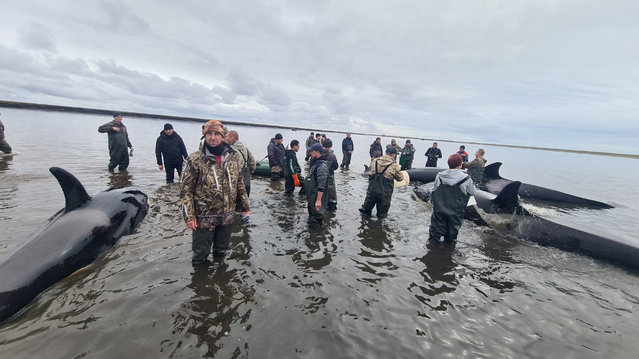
[417,245,458,300]
[108,171,132,188]
[184,263,254,358]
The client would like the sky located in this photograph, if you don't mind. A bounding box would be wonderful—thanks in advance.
[1,0,638,154]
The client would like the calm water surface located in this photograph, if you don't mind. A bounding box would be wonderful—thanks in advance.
[1,108,639,358]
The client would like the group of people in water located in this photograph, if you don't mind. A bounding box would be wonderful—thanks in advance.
[95,113,488,265]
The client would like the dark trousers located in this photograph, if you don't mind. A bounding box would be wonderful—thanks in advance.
[341,151,352,168]
[191,225,233,265]
[108,149,129,171]
[360,192,391,218]
[428,211,464,244]
[164,162,183,183]
[285,174,305,194]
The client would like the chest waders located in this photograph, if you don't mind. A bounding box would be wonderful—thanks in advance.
[360,161,394,218]
[428,176,471,244]
[305,161,328,228]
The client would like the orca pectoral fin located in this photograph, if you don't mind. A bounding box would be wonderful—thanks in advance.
[49,167,91,212]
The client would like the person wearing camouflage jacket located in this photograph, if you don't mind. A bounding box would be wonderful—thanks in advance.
[226,130,256,197]
[180,120,251,265]
[359,146,404,218]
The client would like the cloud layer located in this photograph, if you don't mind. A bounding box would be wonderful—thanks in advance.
[1,0,638,153]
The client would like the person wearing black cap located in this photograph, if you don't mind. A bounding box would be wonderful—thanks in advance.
[399,139,416,170]
[267,133,285,180]
[305,143,330,228]
[456,145,469,163]
[98,113,133,172]
[155,123,188,183]
[359,146,404,218]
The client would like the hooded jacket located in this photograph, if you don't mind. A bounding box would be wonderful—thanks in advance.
[368,155,404,182]
[433,169,477,196]
[232,140,256,173]
[267,138,285,168]
[180,143,250,222]
[155,130,188,165]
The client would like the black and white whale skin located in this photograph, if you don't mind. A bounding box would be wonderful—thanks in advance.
[404,167,445,183]
[483,162,612,209]
[0,167,148,323]
[414,181,639,269]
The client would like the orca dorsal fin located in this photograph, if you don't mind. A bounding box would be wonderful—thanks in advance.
[49,167,91,212]
[492,180,521,212]
[483,162,503,180]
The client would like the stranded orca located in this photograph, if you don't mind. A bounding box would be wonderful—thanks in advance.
[414,182,638,269]
[0,167,148,322]
[482,162,612,209]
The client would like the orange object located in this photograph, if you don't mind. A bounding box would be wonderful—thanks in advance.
[292,174,301,186]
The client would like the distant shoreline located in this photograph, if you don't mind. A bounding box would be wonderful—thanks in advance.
[2,99,637,159]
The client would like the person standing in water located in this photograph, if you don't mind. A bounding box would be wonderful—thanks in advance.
[98,113,133,172]
[359,146,404,218]
[180,119,251,265]
[0,113,12,154]
[155,123,188,183]
[428,154,476,245]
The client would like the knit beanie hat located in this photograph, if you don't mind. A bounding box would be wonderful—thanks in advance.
[202,119,225,136]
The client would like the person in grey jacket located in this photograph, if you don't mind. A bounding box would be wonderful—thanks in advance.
[428,154,477,245]
[98,113,132,172]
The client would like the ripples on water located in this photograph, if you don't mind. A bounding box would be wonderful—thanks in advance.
[1,109,639,357]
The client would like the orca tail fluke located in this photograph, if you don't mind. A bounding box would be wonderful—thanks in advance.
[492,180,521,213]
[483,162,503,180]
[49,167,91,212]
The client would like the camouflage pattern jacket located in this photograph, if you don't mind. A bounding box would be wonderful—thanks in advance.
[369,155,404,182]
[231,140,256,173]
[180,144,250,223]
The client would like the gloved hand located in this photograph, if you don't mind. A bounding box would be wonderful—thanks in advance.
[241,213,250,224]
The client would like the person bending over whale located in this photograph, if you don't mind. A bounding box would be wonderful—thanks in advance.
[428,154,476,245]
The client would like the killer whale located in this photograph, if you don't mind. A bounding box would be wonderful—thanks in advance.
[483,162,612,208]
[0,167,148,322]
[414,182,639,269]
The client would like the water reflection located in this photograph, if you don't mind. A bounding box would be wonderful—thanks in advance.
[107,171,132,188]
[355,219,398,285]
[411,244,458,311]
[0,155,13,172]
[177,262,255,358]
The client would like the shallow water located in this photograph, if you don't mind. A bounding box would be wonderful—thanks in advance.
[1,108,639,358]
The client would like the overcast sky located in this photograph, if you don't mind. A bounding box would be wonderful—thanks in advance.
[1,0,637,153]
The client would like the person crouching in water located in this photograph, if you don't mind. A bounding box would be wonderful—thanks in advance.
[428,154,476,245]
[359,146,404,218]
[180,119,251,265]
[284,139,305,196]
[305,143,329,229]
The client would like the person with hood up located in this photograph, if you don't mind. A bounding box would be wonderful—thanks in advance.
[428,154,477,245]
[305,143,330,229]
[283,139,305,195]
[267,133,286,180]
[98,113,133,172]
[180,119,251,265]
[226,130,256,196]
[155,123,188,183]
[359,146,404,218]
